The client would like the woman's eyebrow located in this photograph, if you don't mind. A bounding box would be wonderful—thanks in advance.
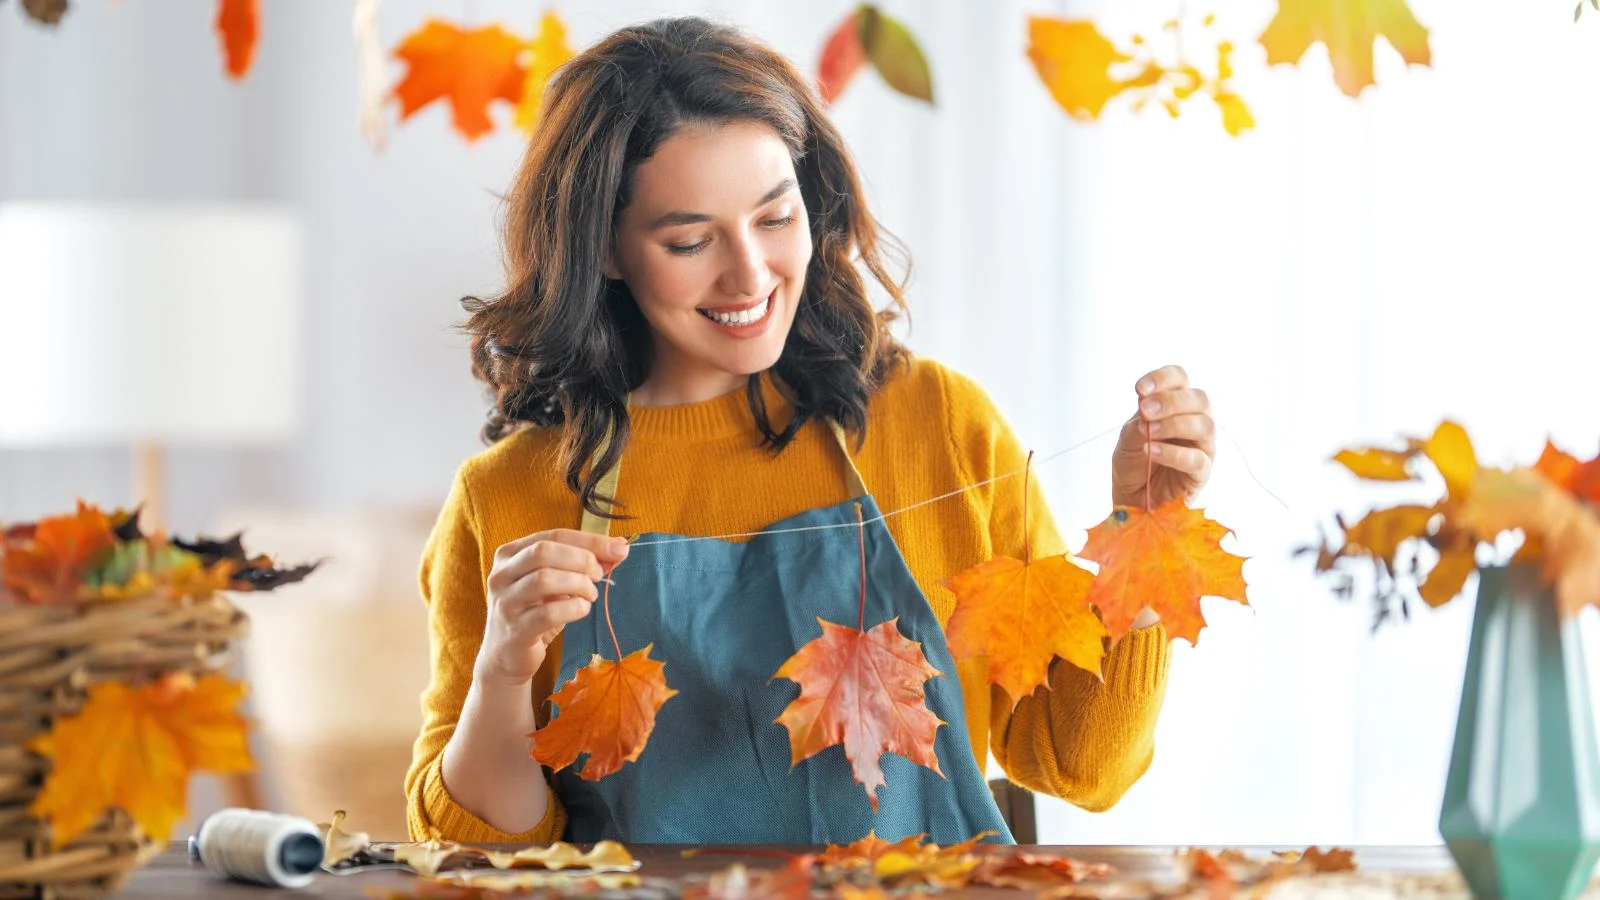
[648,178,797,231]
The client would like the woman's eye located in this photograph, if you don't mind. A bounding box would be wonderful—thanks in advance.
[763,214,795,230]
[667,240,710,256]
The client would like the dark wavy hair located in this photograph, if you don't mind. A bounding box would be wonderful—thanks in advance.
[464,16,912,518]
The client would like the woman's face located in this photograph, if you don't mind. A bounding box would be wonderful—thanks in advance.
[610,119,812,404]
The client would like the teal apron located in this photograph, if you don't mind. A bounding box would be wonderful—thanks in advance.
[551,421,1013,845]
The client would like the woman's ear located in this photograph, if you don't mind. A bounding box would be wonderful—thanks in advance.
[602,252,624,281]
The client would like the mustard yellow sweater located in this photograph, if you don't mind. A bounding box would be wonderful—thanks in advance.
[406,357,1170,843]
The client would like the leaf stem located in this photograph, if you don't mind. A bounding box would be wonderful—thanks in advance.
[1023,450,1034,565]
[603,561,622,661]
[856,502,867,632]
[1145,416,1154,511]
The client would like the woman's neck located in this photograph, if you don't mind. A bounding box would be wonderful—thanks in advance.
[630,357,750,407]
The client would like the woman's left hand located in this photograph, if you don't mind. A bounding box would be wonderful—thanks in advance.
[1111,365,1215,509]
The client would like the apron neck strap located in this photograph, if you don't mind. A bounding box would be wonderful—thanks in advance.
[577,414,869,538]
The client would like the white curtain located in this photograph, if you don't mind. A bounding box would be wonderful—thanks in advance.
[806,0,1600,845]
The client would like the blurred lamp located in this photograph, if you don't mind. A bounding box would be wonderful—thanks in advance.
[0,201,305,530]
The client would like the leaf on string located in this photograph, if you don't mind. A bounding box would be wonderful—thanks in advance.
[392,19,528,141]
[19,0,67,26]
[215,0,259,81]
[1333,447,1418,481]
[515,9,575,133]
[1259,0,1432,98]
[944,554,1105,702]
[530,646,677,781]
[1026,16,1130,121]
[353,0,389,151]
[857,5,933,104]
[1079,499,1249,645]
[773,618,944,811]
[27,674,252,846]
[817,8,868,104]
[817,5,933,105]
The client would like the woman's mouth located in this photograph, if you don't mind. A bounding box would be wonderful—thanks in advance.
[698,290,776,330]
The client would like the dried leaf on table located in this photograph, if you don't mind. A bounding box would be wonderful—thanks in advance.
[531,646,678,781]
[476,839,636,871]
[26,674,252,846]
[969,851,1114,888]
[317,810,370,868]
[773,618,944,812]
[1079,499,1249,645]
[391,838,464,878]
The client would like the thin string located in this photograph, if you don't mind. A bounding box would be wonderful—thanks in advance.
[602,567,622,660]
[854,503,867,632]
[627,421,1123,548]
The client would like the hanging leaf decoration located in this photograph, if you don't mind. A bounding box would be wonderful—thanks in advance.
[530,645,678,781]
[392,19,528,142]
[215,0,259,81]
[19,0,68,26]
[515,9,576,133]
[1259,0,1432,98]
[815,4,933,105]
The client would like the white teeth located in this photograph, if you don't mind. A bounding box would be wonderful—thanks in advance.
[704,296,770,327]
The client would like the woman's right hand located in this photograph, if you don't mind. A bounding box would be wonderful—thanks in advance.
[474,529,631,689]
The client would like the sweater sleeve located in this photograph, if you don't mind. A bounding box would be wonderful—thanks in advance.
[405,464,568,843]
[937,365,1171,812]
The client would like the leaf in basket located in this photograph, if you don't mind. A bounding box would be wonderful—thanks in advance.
[392,838,464,877]
[318,810,371,867]
[171,533,321,592]
[1,502,115,605]
[27,673,252,846]
[83,541,234,602]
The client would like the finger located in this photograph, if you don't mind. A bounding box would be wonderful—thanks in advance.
[1147,413,1216,451]
[518,596,594,632]
[1139,387,1210,422]
[1114,413,1148,455]
[504,567,602,608]
[1135,365,1188,397]
[1149,441,1212,480]
[495,529,630,568]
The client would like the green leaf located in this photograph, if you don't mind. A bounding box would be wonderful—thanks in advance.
[857,5,934,104]
[86,541,146,589]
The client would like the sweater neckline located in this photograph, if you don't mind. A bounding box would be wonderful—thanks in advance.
[626,373,794,442]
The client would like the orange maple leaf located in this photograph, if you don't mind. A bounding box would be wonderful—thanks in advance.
[773,618,944,811]
[1026,17,1130,121]
[1535,440,1600,506]
[27,674,252,846]
[1,502,114,606]
[944,554,1105,701]
[1259,0,1432,98]
[215,0,258,81]
[1079,499,1248,644]
[530,645,678,781]
[819,831,928,867]
[393,20,528,142]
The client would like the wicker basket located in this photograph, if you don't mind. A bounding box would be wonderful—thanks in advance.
[0,591,248,899]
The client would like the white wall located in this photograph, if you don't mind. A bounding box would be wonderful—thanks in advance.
[3,0,1599,846]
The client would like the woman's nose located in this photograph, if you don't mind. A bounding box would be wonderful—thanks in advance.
[718,234,770,298]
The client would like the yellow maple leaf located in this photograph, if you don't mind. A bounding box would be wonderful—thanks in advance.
[1259,0,1432,98]
[515,9,575,134]
[28,674,252,846]
[1026,17,1130,121]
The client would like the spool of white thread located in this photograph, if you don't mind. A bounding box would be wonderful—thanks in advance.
[187,807,325,889]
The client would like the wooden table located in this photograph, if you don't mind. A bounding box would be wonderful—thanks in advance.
[118,844,1467,898]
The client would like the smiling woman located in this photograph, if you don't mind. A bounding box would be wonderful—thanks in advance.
[406,15,1216,848]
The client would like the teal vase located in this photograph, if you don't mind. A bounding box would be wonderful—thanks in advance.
[1440,563,1600,899]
